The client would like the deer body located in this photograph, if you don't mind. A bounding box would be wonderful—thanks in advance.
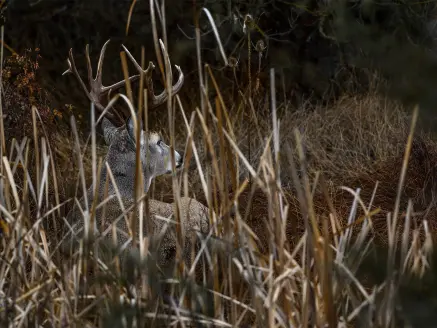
[61,40,210,268]
[64,192,209,269]
[63,118,209,268]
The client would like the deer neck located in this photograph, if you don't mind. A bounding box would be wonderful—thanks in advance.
[96,160,154,201]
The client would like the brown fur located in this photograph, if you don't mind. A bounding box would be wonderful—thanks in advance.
[60,194,209,269]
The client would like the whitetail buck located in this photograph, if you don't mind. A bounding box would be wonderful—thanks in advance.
[61,40,209,269]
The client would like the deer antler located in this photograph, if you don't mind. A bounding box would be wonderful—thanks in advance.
[63,39,184,126]
[121,45,184,108]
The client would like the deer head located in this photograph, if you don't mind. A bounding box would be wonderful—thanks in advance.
[63,39,184,197]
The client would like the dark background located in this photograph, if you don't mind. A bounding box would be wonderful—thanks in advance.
[3,0,436,128]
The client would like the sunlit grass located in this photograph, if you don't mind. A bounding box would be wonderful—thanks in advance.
[0,1,435,327]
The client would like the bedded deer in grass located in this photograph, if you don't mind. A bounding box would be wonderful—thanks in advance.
[60,40,209,269]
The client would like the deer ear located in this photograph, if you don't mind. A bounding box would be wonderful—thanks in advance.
[101,117,118,145]
[126,116,143,145]
[127,116,135,143]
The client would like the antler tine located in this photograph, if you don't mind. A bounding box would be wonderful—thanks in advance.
[121,44,185,109]
[63,40,125,126]
[63,40,185,127]
[100,61,155,93]
[150,65,184,108]
[95,39,111,85]
[63,49,96,107]
[155,40,185,108]
[63,47,116,123]
[120,45,156,82]
[85,44,93,86]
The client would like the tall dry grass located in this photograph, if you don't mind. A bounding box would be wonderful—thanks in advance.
[0,2,436,327]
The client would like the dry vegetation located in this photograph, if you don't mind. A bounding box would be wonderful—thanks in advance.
[1,3,437,328]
